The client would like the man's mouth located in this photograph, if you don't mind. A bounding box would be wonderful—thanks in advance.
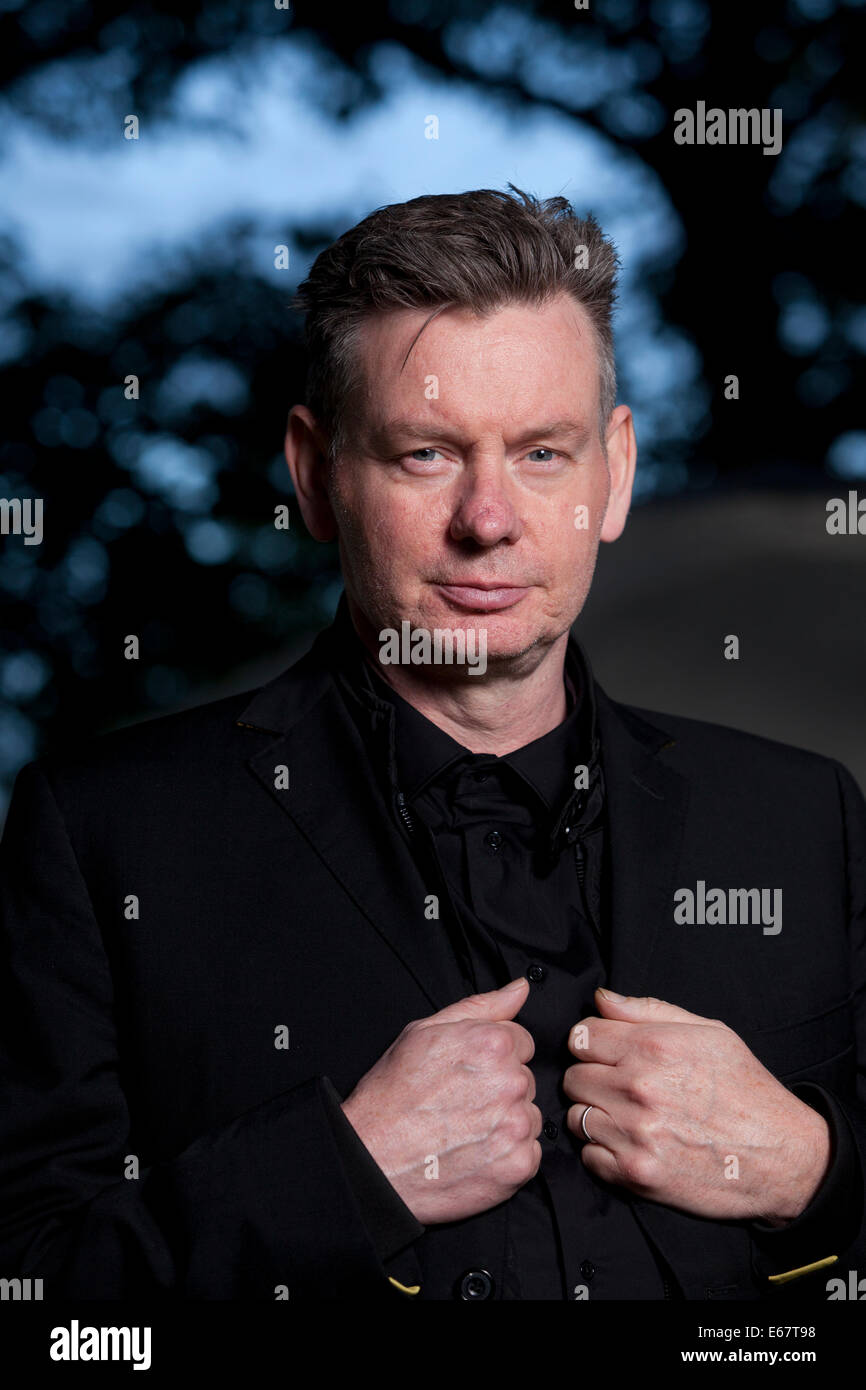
[433,582,531,612]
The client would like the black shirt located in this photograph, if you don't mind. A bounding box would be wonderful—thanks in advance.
[348,626,669,1298]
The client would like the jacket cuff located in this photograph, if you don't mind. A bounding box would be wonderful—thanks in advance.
[749,1082,863,1283]
[319,1078,425,1261]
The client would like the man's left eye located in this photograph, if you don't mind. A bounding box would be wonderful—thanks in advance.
[527,448,557,462]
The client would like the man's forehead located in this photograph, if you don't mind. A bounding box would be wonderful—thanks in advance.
[345,295,601,447]
[356,293,593,363]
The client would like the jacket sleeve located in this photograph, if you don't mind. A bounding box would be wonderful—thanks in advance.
[749,1080,862,1280]
[318,1079,426,1262]
[0,758,423,1300]
[749,759,866,1289]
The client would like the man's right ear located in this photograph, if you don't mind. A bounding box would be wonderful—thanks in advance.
[284,405,338,543]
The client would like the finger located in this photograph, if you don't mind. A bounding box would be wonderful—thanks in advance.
[528,1100,543,1139]
[594,989,725,1028]
[566,1101,615,1147]
[580,1141,625,1187]
[434,977,529,1025]
[497,1020,536,1064]
[568,1016,631,1064]
[562,1060,620,1104]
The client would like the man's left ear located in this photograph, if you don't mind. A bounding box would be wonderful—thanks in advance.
[599,405,637,544]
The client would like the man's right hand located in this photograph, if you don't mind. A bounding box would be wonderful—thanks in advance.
[340,976,541,1225]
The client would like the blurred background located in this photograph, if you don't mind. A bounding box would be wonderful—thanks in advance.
[0,0,864,824]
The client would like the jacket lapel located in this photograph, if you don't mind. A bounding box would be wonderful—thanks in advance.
[234,637,467,1014]
[593,683,690,997]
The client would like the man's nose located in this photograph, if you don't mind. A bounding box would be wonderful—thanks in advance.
[448,461,523,546]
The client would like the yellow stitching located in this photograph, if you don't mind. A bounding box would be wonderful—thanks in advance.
[767,1254,838,1284]
[387,1276,421,1295]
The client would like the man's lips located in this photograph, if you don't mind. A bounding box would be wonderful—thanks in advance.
[433,582,531,612]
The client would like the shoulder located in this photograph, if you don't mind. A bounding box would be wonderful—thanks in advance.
[35,687,260,779]
[606,692,859,801]
[0,691,263,838]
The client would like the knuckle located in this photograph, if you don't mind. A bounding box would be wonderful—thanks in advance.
[503,1068,530,1102]
[623,1071,653,1106]
[639,1030,671,1063]
[503,1106,534,1142]
[478,1024,511,1059]
[506,1140,541,1185]
[517,1024,536,1058]
[631,1117,657,1149]
[397,1019,426,1049]
[618,1150,655,1188]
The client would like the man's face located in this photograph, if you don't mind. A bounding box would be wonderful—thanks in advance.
[291,293,635,675]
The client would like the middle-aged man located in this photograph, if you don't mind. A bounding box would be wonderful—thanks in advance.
[1,187,864,1303]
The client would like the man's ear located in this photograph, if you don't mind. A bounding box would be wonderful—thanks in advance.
[599,404,637,543]
[284,405,338,542]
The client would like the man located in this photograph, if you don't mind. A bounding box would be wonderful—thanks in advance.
[1,187,864,1301]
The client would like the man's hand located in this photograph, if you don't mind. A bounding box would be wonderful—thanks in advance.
[340,977,542,1225]
[564,989,832,1225]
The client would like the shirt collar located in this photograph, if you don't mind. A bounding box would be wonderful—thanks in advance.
[326,591,603,849]
[367,638,589,813]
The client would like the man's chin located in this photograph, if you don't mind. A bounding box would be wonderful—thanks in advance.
[411,625,554,680]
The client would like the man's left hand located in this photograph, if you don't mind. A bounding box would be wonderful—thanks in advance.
[563,989,832,1225]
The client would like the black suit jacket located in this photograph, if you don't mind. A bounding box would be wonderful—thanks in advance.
[1,612,865,1300]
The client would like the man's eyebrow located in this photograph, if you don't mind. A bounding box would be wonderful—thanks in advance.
[510,419,594,446]
[369,418,593,447]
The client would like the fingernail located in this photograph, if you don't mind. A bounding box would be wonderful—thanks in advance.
[598,987,626,1001]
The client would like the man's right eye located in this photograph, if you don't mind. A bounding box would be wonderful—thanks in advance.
[397,448,449,471]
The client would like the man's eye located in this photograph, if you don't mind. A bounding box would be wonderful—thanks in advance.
[408,448,442,462]
[527,448,557,462]
[398,448,447,470]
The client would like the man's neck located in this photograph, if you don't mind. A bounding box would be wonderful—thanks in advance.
[355,625,572,756]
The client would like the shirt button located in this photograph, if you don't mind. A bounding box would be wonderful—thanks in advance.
[543,1120,558,1141]
[526,963,546,983]
[580,1260,596,1280]
[565,824,579,843]
[473,770,490,783]
[457,1269,494,1300]
[484,830,503,851]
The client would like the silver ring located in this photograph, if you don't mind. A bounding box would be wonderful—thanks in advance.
[580,1105,595,1142]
